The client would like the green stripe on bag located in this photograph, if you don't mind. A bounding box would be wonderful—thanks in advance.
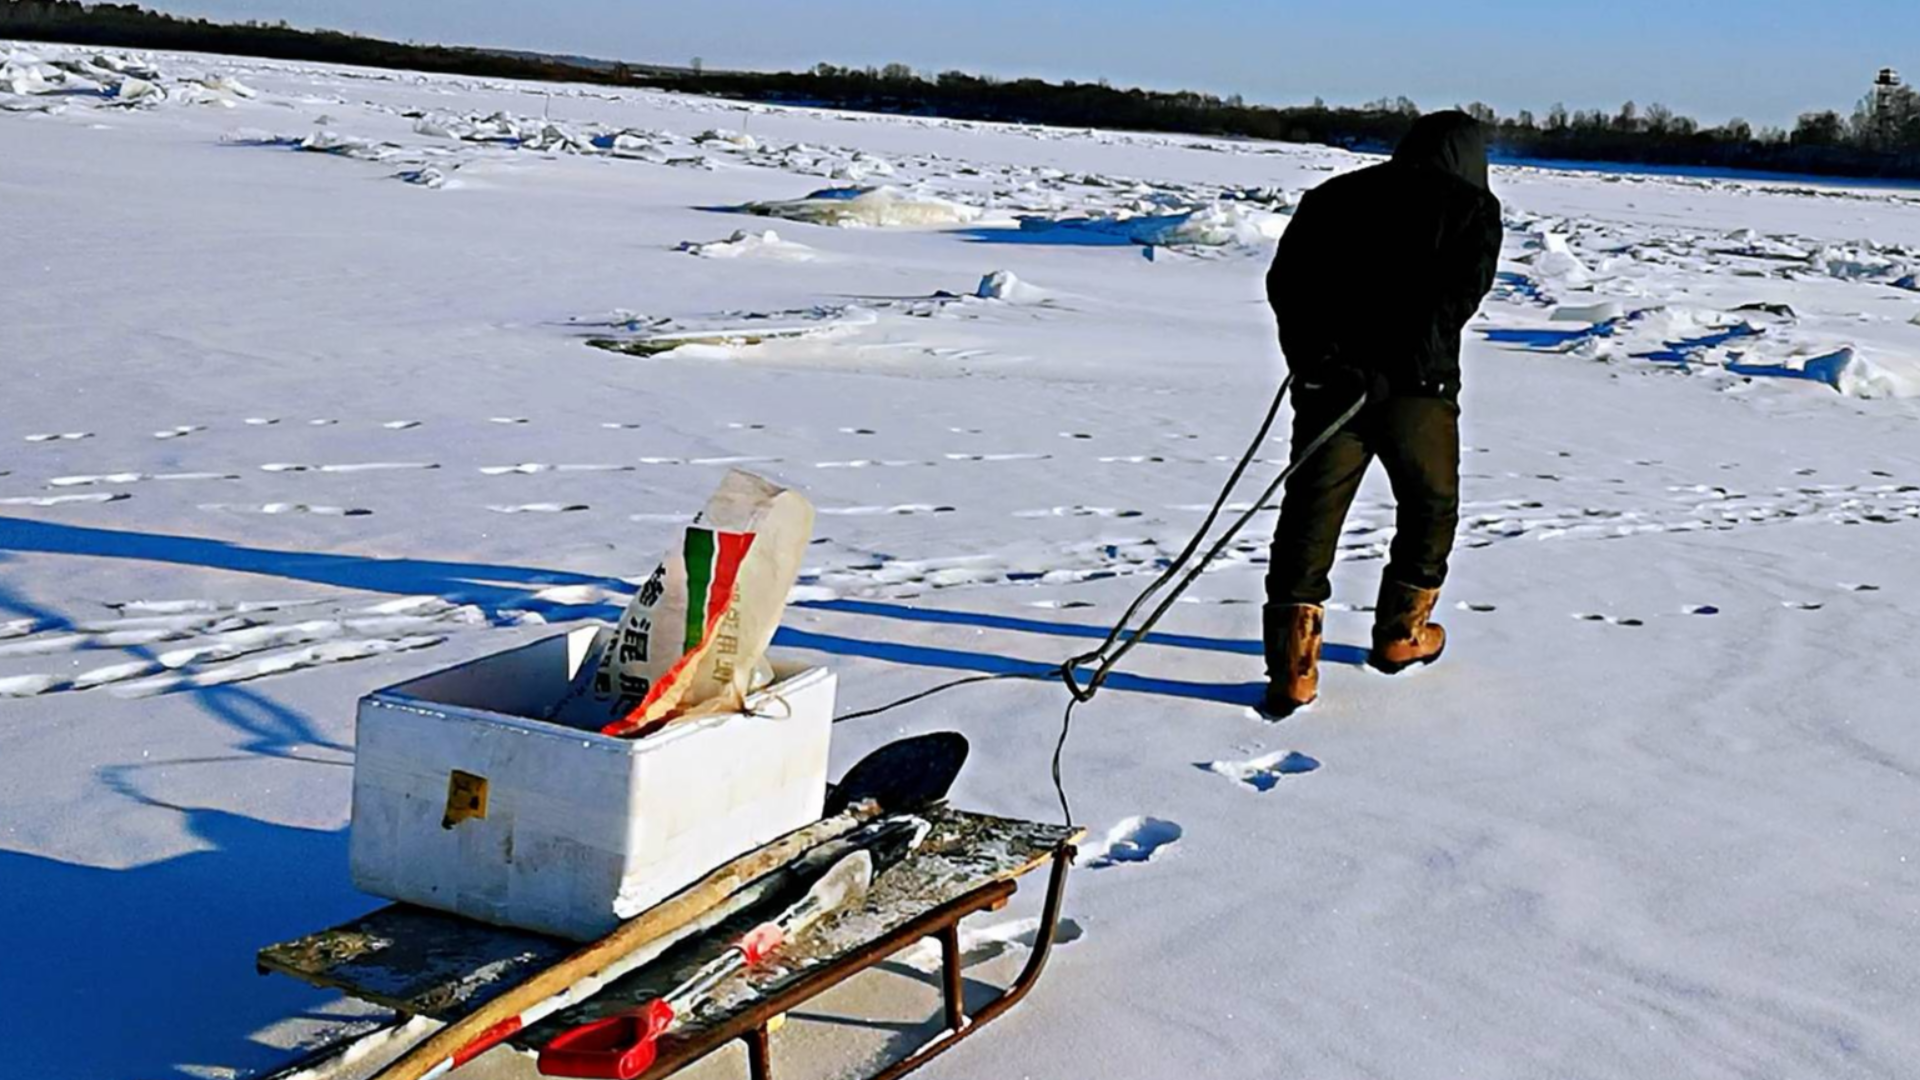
[683,527,716,653]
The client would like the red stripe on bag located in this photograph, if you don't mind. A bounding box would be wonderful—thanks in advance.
[707,531,756,628]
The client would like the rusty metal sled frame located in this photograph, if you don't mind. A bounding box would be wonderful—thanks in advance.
[633,840,1074,1080]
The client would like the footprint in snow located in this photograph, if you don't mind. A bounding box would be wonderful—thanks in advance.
[244,417,279,426]
[1029,599,1095,610]
[261,462,440,473]
[382,420,421,430]
[115,636,446,697]
[1200,750,1321,792]
[1455,601,1497,613]
[488,503,590,514]
[1575,613,1643,627]
[601,422,644,430]
[1080,816,1182,869]
[25,432,93,442]
[479,463,633,475]
[1684,604,1720,615]
[1842,583,1880,592]
[489,417,530,425]
[153,425,206,439]
[0,674,68,698]
[308,419,338,426]
[838,427,877,435]
[202,503,372,517]
[1782,600,1824,611]
[813,459,931,469]
[0,493,130,507]
[50,472,237,487]
[1013,506,1142,519]
[816,505,955,516]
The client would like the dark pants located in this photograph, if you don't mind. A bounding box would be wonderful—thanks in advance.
[1266,393,1460,607]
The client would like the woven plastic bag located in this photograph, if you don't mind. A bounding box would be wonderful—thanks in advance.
[552,470,814,736]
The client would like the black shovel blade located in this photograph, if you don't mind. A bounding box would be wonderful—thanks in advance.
[824,731,969,817]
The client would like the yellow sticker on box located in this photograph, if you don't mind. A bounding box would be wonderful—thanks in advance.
[442,770,489,829]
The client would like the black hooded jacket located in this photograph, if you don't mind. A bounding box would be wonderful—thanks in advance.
[1267,111,1503,400]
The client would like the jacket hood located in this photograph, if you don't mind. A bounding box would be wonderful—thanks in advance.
[1392,110,1489,190]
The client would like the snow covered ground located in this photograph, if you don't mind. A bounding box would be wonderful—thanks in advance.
[4,41,1920,1080]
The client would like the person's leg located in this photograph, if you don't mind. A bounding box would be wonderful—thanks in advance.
[1265,406,1374,608]
[1262,398,1373,711]
[1370,396,1460,671]
[1374,396,1460,590]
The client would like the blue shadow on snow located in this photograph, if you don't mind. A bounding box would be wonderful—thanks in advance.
[947,224,1140,247]
[0,519,1329,711]
[1631,322,1761,365]
[0,788,370,1079]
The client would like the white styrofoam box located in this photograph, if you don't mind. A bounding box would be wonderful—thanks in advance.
[348,625,833,941]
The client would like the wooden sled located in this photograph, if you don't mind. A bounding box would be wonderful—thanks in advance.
[258,808,1081,1080]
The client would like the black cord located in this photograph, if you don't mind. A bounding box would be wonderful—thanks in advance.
[1061,373,1294,689]
[830,377,1368,829]
[1063,382,1366,705]
[1051,697,1077,825]
[831,669,1061,725]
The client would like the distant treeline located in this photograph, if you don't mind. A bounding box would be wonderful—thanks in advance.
[9,0,1920,182]
[682,66,1920,182]
[0,0,674,84]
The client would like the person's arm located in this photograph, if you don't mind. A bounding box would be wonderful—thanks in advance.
[1267,192,1335,374]
[1433,193,1503,334]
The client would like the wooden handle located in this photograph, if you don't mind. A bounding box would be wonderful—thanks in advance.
[371,806,875,1080]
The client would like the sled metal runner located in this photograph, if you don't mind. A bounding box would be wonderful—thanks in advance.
[258,808,1079,1080]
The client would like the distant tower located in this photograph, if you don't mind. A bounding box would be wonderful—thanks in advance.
[1875,67,1902,145]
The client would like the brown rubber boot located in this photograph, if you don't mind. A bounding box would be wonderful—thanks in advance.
[1262,603,1324,716]
[1369,580,1446,674]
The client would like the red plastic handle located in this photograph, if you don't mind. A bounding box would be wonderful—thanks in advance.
[537,999,675,1079]
[737,923,786,965]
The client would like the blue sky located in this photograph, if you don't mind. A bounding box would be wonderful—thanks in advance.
[149,0,1914,128]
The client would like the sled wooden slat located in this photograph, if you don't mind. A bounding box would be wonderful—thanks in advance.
[256,901,576,1019]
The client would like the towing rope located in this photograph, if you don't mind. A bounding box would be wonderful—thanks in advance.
[834,373,1369,827]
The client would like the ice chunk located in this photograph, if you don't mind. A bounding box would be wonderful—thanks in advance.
[677,229,816,261]
[1803,349,1917,399]
[112,77,164,105]
[1529,233,1591,284]
[2,55,61,95]
[696,128,759,151]
[198,74,256,99]
[1016,203,1281,248]
[976,270,1022,300]
[1551,300,1623,323]
[737,186,983,228]
[1128,204,1281,246]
